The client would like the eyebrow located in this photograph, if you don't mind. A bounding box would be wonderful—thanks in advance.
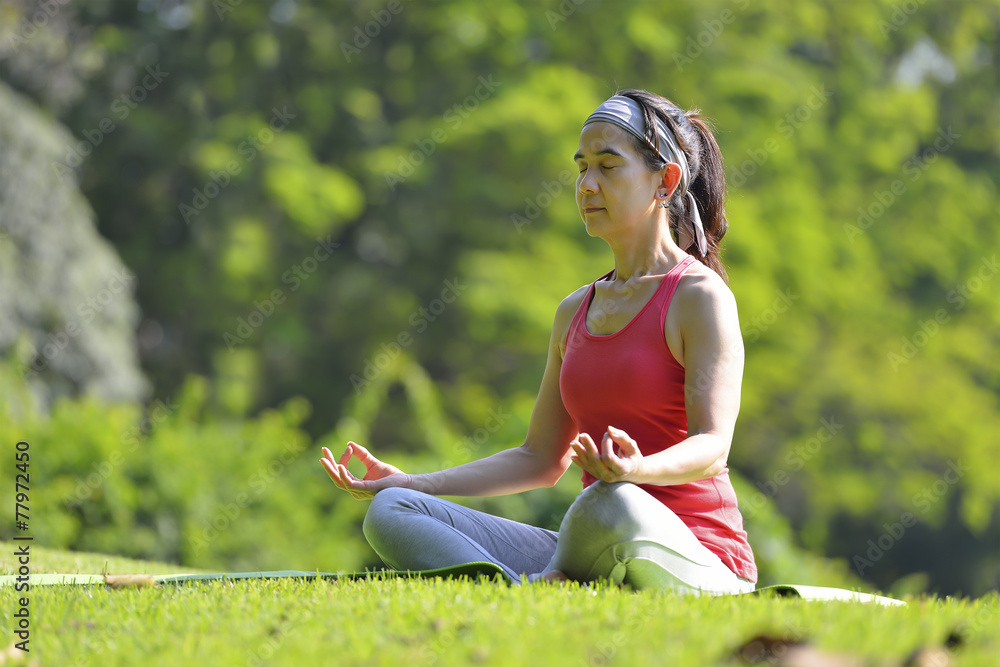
[573,147,626,161]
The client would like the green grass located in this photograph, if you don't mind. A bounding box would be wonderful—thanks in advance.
[0,541,997,666]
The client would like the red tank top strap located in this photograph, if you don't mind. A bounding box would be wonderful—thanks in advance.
[656,255,698,338]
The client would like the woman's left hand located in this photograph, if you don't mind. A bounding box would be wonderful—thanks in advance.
[569,425,644,483]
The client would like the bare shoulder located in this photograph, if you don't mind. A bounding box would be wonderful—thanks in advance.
[553,283,591,357]
[673,261,739,320]
[666,261,742,367]
[558,283,591,317]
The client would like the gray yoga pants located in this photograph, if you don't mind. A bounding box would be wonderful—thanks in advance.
[362,481,755,595]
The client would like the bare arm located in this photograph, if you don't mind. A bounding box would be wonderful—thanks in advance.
[570,273,743,486]
[322,295,581,498]
[632,273,743,483]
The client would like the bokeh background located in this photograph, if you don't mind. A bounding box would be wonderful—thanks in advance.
[0,0,997,597]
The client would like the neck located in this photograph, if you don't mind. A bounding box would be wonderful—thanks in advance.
[603,215,687,282]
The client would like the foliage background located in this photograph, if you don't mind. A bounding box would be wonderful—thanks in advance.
[0,0,997,596]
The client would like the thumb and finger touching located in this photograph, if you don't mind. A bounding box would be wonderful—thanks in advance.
[347,441,377,466]
[331,442,374,478]
[609,426,640,457]
[323,443,395,500]
[571,427,641,480]
[320,446,365,490]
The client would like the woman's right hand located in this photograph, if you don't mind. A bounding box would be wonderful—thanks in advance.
[319,442,409,501]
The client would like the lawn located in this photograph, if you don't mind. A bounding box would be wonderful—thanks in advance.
[0,541,997,666]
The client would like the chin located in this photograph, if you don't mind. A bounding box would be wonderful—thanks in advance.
[582,222,612,241]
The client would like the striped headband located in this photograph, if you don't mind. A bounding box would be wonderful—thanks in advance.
[583,95,707,255]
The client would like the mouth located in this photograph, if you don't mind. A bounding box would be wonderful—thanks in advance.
[583,207,605,214]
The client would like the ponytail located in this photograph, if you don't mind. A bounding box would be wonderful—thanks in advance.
[617,89,730,285]
[682,111,729,285]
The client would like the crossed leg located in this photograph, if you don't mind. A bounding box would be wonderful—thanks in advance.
[362,482,753,594]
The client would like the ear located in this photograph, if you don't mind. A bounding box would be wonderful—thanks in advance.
[657,163,682,201]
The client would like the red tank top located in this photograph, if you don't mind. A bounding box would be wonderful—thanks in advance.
[559,255,757,582]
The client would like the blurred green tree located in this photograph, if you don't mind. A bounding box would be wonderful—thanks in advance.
[1,0,997,595]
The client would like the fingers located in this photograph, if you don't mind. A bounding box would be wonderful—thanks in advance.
[320,455,345,488]
[570,430,639,482]
[337,463,358,483]
[321,453,353,486]
[608,425,639,457]
[598,431,624,476]
[571,433,613,480]
[326,441,372,469]
[569,437,585,469]
[321,447,339,474]
[569,434,591,467]
[347,441,380,469]
[599,430,618,462]
[320,447,373,498]
[327,443,370,480]
[337,444,353,467]
[583,432,603,465]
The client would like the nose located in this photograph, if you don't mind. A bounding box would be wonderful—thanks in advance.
[578,169,599,196]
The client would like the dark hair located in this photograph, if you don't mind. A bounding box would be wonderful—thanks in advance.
[616,88,729,285]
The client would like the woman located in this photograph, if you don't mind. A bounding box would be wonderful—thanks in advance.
[320,88,757,594]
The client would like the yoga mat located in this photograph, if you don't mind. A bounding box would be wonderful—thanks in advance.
[0,563,905,605]
[752,584,905,606]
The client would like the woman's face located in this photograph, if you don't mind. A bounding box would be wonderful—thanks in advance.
[574,122,670,235]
